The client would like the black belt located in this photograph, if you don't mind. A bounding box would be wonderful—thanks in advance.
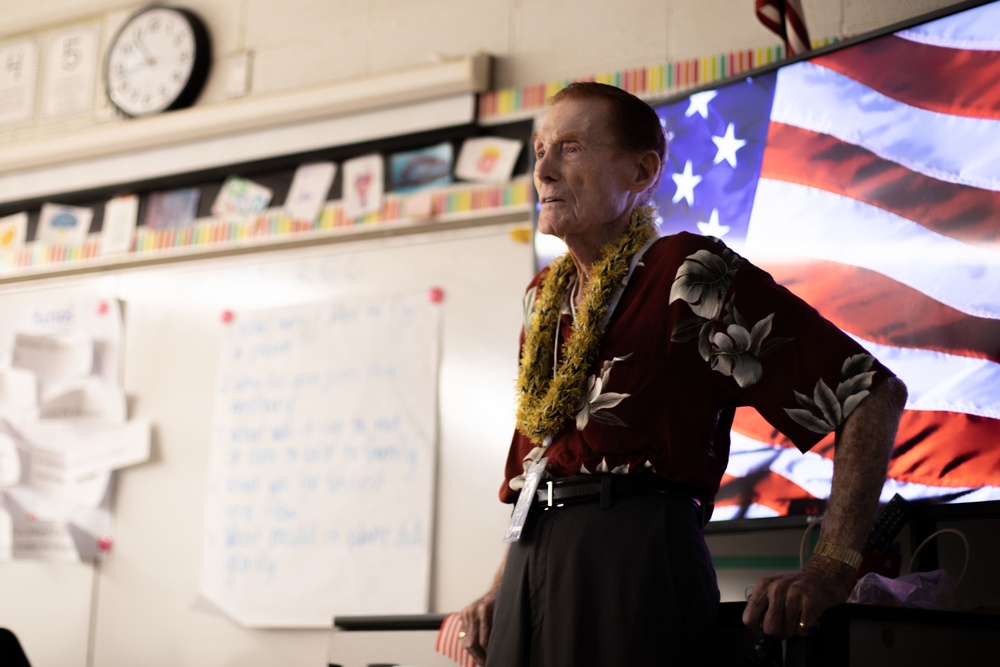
[533,474,702,514]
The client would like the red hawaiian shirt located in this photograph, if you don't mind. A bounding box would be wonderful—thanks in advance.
[500,232,896,504]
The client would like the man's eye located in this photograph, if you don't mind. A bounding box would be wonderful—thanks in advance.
[535,150,545,159]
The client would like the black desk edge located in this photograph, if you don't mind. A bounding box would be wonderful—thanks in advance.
[333,614,449,632]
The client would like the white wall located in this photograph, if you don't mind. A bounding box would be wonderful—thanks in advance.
[0,1,979,666]
[0,0,967,147]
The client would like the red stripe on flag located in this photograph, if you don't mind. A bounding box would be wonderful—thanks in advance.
[784,0,810,54]
[754,0,783,34]
[890,411,1000,489]
[760,260,1000,364]
[435,612,477,667]
[733,407,1000,490]
[716,469,816,516]
[756,0,811,55]
[761,122,1000,247]
[813,35,1000,120]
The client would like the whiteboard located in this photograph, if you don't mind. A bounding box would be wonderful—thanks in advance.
[0,219,532,667]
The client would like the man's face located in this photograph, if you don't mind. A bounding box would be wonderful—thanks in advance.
[532,97,639,252]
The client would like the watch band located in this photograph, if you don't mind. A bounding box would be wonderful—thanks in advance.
[812,541,863,571]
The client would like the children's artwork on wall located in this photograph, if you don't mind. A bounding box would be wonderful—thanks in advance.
[283,162,336,223]
[455,137,523,184]
[145,188,201,229]
[0,296,151,562]
[211,176,273,221]
[37,203,94,246]
[390,142,453,193]
[101,195,139,255]
[0,212,28,251]
[342,153,384,220]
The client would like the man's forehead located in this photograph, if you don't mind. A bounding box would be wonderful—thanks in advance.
[533,99,613,143]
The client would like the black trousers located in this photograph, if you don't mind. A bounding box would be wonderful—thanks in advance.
[486,493,719,667]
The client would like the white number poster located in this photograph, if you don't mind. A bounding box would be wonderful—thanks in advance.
[0,37,39,127]
[42,24,99,120]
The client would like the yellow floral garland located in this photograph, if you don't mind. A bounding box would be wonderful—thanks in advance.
[516,206,657,444]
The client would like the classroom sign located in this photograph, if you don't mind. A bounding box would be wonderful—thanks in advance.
[200,290,440,627]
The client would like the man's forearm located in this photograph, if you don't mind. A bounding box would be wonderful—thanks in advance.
[817,376,908,557]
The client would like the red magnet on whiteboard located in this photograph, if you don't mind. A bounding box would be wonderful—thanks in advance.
[97,301,109,315]
[428,287,445,303]
[221,310,235,323]
[97,535,113,552]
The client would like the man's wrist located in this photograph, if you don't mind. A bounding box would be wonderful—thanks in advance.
[804,547,859,596]
[812,541,863,572]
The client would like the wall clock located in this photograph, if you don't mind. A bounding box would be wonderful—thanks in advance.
[104,5,212,118]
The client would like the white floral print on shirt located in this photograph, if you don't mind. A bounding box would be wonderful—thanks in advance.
[575,354,633,430]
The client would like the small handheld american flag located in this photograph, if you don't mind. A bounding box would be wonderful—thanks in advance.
[435,613,477,667]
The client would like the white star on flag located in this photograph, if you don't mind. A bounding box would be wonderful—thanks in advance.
[712,122,747,167]
[670,160,702,206]
[696,209,730,237]
[685,90,718,119]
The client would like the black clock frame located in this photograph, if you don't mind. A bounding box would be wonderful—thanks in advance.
[103,5,213,118]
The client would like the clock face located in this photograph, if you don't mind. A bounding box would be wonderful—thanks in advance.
[105,7,211,117]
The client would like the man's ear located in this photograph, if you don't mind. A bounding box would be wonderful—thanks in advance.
[630,150,661,194]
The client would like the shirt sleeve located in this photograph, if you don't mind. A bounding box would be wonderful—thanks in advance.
[669,236,897,452]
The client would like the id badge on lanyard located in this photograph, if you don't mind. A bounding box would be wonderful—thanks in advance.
[503,457,548,543]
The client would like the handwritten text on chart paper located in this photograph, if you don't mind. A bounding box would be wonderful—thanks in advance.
[200,291,439,627]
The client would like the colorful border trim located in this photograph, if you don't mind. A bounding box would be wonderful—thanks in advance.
[478,37,842,121]
[0,238,104,272]
[0,179,532,275]
[134,178,532,253]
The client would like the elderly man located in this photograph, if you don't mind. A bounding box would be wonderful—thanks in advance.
[460,82,907,666]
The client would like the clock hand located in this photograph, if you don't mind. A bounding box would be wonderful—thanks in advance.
[134,34,158,67]
[115,59,151,79]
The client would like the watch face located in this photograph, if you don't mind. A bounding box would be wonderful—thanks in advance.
[105,7,210,117]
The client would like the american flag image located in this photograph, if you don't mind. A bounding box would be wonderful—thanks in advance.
[435,612,477,667]
[654,1,1000,520]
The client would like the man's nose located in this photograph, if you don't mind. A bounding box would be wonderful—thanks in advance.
[534,152,559,181]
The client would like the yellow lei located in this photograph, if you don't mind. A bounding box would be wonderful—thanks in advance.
[516,206,657,445]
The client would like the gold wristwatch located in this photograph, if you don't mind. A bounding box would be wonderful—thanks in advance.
[812,541,863,571]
